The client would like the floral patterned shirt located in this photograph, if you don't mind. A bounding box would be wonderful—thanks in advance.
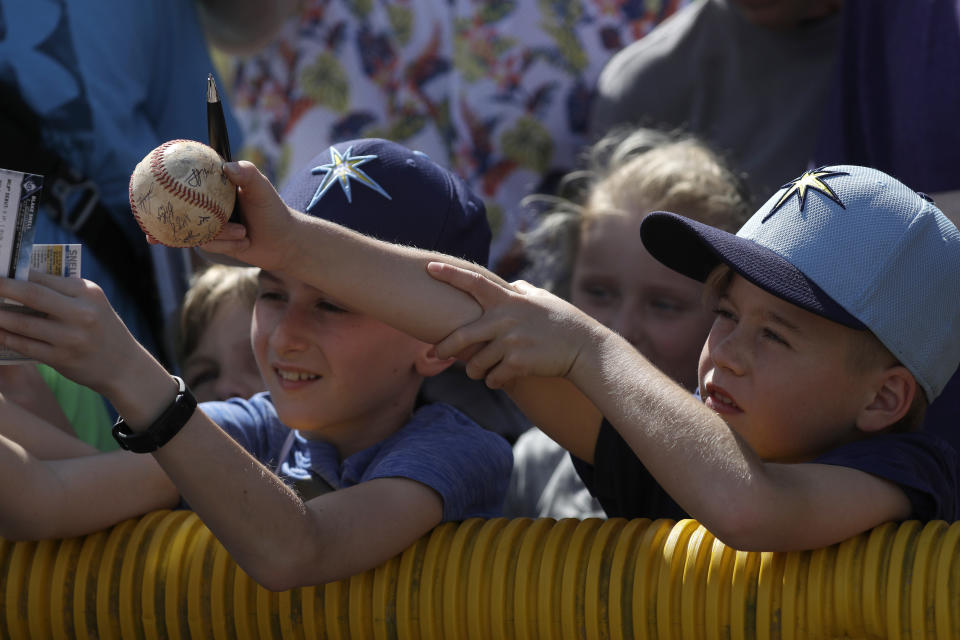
[227,0,687,270]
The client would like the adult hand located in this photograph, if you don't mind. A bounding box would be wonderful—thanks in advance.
[426,261,603,389]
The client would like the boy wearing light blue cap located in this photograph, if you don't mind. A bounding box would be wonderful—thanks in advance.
[423,164,960,550]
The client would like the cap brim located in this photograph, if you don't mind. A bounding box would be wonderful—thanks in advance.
[640,211,866,329]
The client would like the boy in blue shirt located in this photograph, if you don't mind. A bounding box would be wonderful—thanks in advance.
[0,139,511,589]
[196,161,958,551]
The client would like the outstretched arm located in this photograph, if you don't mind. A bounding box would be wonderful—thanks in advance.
[0,272,446,588]
[0,390,97,459]
[0,365,75,437]
[425,263,913,551]
[201,161,492,344]
[199,162,606,453]
[0,435,178,541]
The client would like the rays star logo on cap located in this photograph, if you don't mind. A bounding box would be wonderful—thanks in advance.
[762,167,850,222]
[307,145,393,211]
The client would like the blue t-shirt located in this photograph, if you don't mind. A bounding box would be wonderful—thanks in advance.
[199,393,513,521]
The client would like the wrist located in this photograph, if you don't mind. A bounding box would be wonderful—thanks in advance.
[566,316,611,384]
[100,350,174,424]
[112,376,197,453]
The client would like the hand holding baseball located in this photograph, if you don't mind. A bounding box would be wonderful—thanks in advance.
[129,139,236,247]
[196,160,304,275]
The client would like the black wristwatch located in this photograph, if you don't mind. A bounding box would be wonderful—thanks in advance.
[112,376,198,453]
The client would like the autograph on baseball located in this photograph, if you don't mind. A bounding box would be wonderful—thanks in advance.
[129,139,236,247]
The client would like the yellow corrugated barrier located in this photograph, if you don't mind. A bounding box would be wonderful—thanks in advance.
[1,512,959,639]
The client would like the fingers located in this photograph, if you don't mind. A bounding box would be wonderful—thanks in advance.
[0,275,111,344]
[426,262,510,307]
[433,315,501,359]
[197,223,251,258]
[25,270,87,294]
[0,274,86,316]
[221,160,265,189]
[224,161,276,212]
[211,222,248,240]
[511,279,536,294]
[458,341,503,381]
[457,343,530,390]
[0,322,57,364]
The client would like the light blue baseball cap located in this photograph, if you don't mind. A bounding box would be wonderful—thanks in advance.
[640,165,960,402]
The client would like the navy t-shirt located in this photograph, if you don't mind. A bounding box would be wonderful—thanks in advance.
[574,418,959,522]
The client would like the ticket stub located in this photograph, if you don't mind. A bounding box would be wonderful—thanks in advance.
[0,243,82,363]
[0,167,85,362]
[29,243,82,278]
[0,167,42,281]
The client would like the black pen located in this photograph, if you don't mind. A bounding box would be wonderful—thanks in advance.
[207,73,242,223]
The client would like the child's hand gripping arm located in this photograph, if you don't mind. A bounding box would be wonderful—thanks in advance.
[427,262,914,551]
[424,263,607,460]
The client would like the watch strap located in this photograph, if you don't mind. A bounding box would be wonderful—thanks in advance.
[112,376,198,453]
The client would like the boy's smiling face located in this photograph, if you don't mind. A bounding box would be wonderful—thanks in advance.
[252,270,429,455]
[698,273,881,462]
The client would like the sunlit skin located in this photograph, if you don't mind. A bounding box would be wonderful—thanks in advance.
[252,271,437,458]
[182,297,264,403]
[571,212,715,390]
[698,274,881,462]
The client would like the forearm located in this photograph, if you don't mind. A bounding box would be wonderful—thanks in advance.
[149,415,326,588]
[0,435,177,540]
[104,363,323,585]
[572,331,750,480]
[0,396,98,459]
[504,377,602,461]
[283,213,494,342]
[157,418,444,589]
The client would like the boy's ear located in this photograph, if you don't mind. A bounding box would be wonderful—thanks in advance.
[856,365,917,433]
[413,345,457,378]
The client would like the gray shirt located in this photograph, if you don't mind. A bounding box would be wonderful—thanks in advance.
[590,0,841,200]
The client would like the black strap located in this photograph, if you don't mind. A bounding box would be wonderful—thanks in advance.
[112,375,198,452]
[0,81,168,365]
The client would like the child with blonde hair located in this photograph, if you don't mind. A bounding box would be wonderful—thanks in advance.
[175,264,263,402]
[508,127,752,517]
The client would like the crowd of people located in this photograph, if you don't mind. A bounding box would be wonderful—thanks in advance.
[0,0,958,595]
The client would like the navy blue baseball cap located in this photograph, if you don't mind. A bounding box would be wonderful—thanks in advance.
[640,165,960,401]
[280,138,490,267]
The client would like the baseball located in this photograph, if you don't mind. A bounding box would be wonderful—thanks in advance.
[128,139,236,247]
